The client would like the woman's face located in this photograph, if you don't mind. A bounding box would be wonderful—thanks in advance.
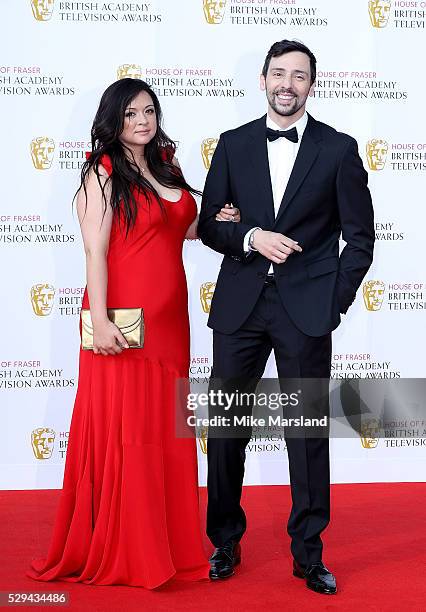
[120,91,157,149]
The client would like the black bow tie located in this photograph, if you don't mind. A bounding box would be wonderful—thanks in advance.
[266,126,298,143]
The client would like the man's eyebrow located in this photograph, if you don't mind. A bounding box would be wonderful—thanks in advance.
[270,67,309,76]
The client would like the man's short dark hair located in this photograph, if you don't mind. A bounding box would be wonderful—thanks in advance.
[262,40,317,85]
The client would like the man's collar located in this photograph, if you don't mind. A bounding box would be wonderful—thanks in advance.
[266,110,308,139]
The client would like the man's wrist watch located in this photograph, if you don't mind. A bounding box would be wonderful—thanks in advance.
[248,227,261,251]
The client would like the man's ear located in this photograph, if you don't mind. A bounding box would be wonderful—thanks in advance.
[308,81,316,97]
[260,74,266,91]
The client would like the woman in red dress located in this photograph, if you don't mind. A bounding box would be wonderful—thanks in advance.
[28,78,238,589]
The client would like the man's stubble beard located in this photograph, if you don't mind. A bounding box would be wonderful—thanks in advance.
[267,89,306,118]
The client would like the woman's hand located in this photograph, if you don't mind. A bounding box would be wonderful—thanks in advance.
[216,203,241,222]
[92,320,129,355]
[185,204,241,240]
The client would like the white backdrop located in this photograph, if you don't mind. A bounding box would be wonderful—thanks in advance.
[1,0,425,490]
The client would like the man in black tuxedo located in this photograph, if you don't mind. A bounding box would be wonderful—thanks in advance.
[198,40,374,595]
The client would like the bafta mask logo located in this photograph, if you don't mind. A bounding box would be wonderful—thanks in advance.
[368,0,391,28]
[198,427,208,454]
[200,282,216,313]
[360,419,380,449]
[366,139,388,171]
[31,0,55,21]
[30,283,55,316]
[117,64,142,80]
[30,137,55,170]
[203,0,227,24]
[363,280,385,312]
[201,138,219,170]
[31,427,56,459]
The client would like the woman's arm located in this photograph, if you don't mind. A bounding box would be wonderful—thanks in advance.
[170,156,199,240]
[170,156,240,240]
[185,206,241,240]
[76,167,127,355]
[185,215,199,240]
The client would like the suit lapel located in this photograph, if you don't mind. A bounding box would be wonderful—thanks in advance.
[247,115,275,227]
[274,114,322,226]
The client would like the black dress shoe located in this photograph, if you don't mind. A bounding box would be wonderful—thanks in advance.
[293,560,337,595]
[209,541,241,580]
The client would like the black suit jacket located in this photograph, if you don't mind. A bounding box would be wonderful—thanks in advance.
[198,113,375,337]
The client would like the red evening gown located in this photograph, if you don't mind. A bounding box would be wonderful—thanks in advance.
[28,154,210,588]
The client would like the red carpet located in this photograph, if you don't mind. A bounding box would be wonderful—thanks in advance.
[1,483,425,611]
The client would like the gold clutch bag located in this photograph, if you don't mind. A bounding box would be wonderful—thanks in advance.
[81,308,144,350]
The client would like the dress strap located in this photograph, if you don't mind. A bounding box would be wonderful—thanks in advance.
[85,152,113,176]
[160,145,175,163]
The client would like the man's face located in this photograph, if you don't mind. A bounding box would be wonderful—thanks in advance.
[363,281,385,311]
[367,140,388,170]
[31,429,55,459]
[31,0,55,21]
[203,0,226,24]
[31,284,55,316]
[260,52,314,122]
[31,138,55,169]
[368,0,391,27]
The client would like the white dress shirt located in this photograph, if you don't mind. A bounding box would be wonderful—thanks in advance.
[244,111,308,273]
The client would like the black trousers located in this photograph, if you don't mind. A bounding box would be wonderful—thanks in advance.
[207,281,332,567]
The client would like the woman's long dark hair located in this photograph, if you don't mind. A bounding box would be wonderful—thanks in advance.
[77,78,200,233]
